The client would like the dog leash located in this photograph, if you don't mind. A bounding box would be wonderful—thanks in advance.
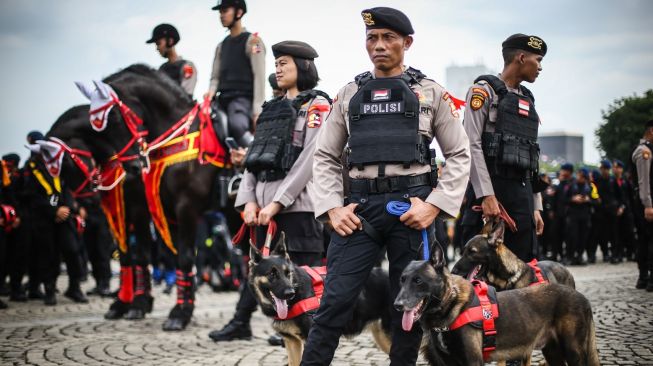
[471,202,517,232]
[386,201,430,260]
[232,217,277,257]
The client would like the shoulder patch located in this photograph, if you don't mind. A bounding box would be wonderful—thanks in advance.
[250,32,262,54]
[643,150,650,160]
[472,87,489,99]
[470,94,485,111]
[182,64,194,79]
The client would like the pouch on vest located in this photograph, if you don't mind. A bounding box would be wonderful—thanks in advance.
[244,98,296,173]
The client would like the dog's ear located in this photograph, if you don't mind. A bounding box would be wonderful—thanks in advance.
[249,240,263,264]
[488,220,505,247]
[429,243,445,272]
[480,219,495,236]
[272,231,290,259]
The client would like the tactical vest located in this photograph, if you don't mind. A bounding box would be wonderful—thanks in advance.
[159,60,185,86]
[244,90,331,182]
[630,141,653,205]
[347,69,431,171]
[477,75,540,175]
[218,32,253,98]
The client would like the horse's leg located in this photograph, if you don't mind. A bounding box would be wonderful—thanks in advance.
[124,201,155,320]
[162,194,198,331]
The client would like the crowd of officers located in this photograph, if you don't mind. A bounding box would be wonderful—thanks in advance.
[2,1,652,365]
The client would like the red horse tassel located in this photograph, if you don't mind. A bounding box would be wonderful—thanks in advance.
[117,266,134,303]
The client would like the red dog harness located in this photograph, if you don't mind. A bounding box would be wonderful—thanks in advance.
[527,259,549,286]
[449,280,499,361]
[274,266,326,320]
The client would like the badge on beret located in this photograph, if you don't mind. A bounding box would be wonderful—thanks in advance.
[470,94,485,111]
[644,150,651,160]
[527,36,543,51]
[362,12,375,26]
[182,64,194,79]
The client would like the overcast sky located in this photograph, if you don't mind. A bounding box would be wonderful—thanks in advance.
[1,0,652,163]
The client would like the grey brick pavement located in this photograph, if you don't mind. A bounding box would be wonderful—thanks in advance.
[0,261,652,365]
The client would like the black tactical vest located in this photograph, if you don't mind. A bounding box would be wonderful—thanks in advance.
[347,69,430,170]
[218,32,254,99]
[244,90,331,182]
[477,75,540,174]
[159,60,185,86]
[630,141,653,205]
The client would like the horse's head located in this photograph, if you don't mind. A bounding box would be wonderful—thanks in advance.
[75,80,116,132]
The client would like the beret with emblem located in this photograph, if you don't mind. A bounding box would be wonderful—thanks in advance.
[272,40,319,60]
[361,7,414,36]
[502,33,547,56]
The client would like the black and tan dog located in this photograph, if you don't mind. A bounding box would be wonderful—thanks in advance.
[395,244,600,366]
[452,220,576,290]
[248,233,392,366]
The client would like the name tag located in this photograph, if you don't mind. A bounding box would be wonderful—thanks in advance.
[359,101,404,115]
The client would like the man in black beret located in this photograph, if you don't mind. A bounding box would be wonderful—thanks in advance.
[631,119,653,291]
[146,23,197,96]
[302,6,470,365]
[461,33,548,265]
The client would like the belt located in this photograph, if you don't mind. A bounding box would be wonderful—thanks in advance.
[350,173,431,194]
[256,170,286,182]
[489,165,532,180]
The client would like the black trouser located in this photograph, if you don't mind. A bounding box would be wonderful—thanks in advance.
[83,211,113,285]
[587,211,616,260]
[616,212,635,259]
[218,96,253,147]
[234,212,323,322]
[301,185,434,366]
[565,212,591,260]
[633,203,653,279]
[32,219,84,286]
[490,177,536,261]
[6,224,29,293]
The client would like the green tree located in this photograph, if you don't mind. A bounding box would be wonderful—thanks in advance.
[595,90,653,164]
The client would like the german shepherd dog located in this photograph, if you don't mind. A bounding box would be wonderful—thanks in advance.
[394,244,600,366]
[452,220,576,290]
[249,233,392,366]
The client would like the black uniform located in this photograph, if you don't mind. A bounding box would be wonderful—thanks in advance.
[615,175,636,260]
[588,173,620,261]
[564,178,593,264]
[77,196,114,294]
[552,177,572,261]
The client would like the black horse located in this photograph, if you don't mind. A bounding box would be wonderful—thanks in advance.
[46,105,157,320]
[76,64,236,330]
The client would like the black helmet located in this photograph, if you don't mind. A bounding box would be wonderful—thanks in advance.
[146,23,180,45]
[212,0,247,14]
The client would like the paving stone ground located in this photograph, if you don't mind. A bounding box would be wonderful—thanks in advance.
[1,261,652,365]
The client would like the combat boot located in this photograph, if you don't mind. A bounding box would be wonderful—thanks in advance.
[208,319,252,341]
[0,299,7,309]
[65,281,89,303]
[44,282,57,306]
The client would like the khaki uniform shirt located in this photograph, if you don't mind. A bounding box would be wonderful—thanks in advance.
[234,95,331,213]
[312,69,471,220]
[208,30,266,116]
[632,139,653,208]
[159,58,197,95]
[462,75,543,211]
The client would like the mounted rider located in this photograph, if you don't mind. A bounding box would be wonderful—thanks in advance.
[147,23,198,96]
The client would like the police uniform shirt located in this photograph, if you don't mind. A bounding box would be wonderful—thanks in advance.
[208,30,266,116]
[632,139,653,208]
[159,58,197,95]
[312,69,471,220]
[234,95,331,212]
[463,74,543,211]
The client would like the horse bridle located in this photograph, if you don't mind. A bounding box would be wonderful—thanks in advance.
[48,137,99,198]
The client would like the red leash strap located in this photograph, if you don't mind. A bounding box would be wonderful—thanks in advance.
[471,202,517,232]
[527,259,548,286]
[262,219,277,257]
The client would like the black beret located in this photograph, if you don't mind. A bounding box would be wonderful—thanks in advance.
[146,23,180,44]
[2,153,20,166]
[361,7,414,36]
[272,40,319,60]
[212,0,247,13]
[502,33,547,56]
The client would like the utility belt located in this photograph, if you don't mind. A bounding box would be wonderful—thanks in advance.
[350,172,433,194]
[255,170,286,183]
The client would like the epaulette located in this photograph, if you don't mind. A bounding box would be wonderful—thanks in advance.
[402,67,426,85]
[261,95,284,109]
[474,75,507,97]
[292,89,332,110]
[354,71,373,87]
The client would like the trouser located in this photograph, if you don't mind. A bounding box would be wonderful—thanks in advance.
[633,204,653,279]
[218,96,253,147]
[588,211,616,259]
[565,212,590,260]
[32,220,84,286]
[234,212,323,322]
[616,212,635,259]
[83,211,113,285]
[301,185,434,366]
[6,224,29,293]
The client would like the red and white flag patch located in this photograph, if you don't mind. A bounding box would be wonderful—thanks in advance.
[372,89,391,102]
[518,99,530,117]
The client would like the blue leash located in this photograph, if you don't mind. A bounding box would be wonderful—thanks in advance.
[385,201,430,260]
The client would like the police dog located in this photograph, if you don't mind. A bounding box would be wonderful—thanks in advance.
[452,219,576,290]
[249,233,392,366]
[394,244,600,366]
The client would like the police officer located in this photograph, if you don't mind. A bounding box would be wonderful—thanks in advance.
[631,119,653,291]
[209,40,331,342]
[146,23,197,96]
[463,33,547,262]
[302,8,470,365]
[552,163,574,262]
[588,159,620,262]
[613,159,636,261]
[204,0,266,147]
[77,196,113,297]
[565,168,594,265]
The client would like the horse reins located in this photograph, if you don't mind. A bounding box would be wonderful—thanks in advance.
[48,137,99,198]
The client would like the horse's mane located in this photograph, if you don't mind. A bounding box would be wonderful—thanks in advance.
[47,104,90,137]
[103,63,193,105]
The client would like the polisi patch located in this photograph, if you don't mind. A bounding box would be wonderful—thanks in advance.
[372,89,391,102]
[360,101,404,115]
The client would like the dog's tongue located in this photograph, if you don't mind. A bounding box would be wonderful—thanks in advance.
[402,309,417,332]
[468,265,481,281]
[274,297,288,319]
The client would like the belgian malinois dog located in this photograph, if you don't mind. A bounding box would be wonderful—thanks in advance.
[249,233,392,366]
[394,244,600,366]
[452,220,576,290]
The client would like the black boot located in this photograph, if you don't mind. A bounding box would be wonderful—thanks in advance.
[208,319,252,341]
[44,282,57,306]
[9,291,27,302]
[267,333,285,347]
[28,282,45,300]
[65,281,89,303]
[0,299,7,309]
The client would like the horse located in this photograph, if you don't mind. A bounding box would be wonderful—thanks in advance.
[75,64,236,330]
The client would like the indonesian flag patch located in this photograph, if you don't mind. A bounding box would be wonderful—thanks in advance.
[518,99,530,117]
[372,89,391,102]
